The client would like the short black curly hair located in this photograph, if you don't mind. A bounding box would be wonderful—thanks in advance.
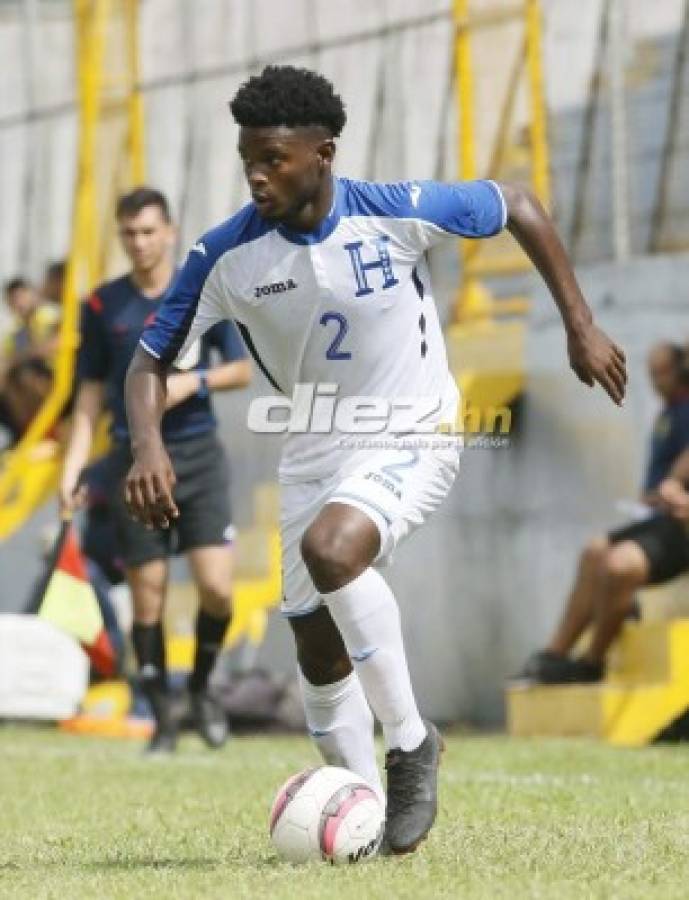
[229,65,346,137]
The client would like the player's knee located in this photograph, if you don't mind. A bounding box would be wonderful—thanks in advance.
[300,524,365,592]
[581,536,609,571]
[603,544,647,591]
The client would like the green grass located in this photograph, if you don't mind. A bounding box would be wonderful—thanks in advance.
[2,726,689,899]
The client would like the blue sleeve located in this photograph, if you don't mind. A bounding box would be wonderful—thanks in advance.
[411,179,506,238]
[139,243,216,365]
[140,206,270,365]
[76,296,109,381]
[345,178,507,239]
[206,321,248,363]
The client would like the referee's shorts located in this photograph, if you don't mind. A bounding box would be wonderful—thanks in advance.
[108,431,234,568]
[608,514,689,585]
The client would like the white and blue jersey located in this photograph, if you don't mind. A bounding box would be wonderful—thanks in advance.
[140,177,507,482]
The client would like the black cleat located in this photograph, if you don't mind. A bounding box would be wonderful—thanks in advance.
[143,700,178,756]
[145,722,177,756]
[141,678,178,756]
[514,650,604,685]
[383,721,444,854]
[191,689,229,749]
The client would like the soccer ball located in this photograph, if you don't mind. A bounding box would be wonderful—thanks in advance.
[269,765,385,864]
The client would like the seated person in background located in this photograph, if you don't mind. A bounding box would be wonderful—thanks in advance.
[0,277,60,444]
[519,341,689,684]
[1,275,60,361]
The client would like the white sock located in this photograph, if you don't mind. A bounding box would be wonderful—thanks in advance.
[323,567,427,753]
[299,669,384,803]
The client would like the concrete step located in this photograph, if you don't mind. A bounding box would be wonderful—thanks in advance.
[508,679,689,747]
[507,619,689,746]
[608,619,689,684]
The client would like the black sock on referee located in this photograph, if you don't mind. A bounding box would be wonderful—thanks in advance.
[132,622,168,694]
[189,609,230,694]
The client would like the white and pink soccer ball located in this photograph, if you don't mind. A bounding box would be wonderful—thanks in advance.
[269,766,385,864]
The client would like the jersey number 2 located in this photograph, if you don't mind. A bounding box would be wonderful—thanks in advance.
[320,311,352,360]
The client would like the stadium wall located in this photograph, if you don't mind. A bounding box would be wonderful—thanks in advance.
[1,0,689,725]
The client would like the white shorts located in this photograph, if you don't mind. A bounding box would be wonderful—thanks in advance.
[280,437,461,617]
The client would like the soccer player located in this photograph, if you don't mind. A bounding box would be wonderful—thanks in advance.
[60,187,252,753]
[124,67,626,851]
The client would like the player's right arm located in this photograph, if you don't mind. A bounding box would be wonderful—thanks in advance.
[124,236,224,527]
[124,347,178,528]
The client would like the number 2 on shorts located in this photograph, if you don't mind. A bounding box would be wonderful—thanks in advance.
[380,448,420,483]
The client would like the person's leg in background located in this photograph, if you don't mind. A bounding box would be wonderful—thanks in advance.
[583,541,649,666]
[546,536,611,657]
[185,544,234,748]
[86,558,126,674]
[172,434,236,748]
[519,526,655,684]
[128,558,176,753]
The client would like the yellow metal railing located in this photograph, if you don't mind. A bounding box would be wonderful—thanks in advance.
[452,0,551,321]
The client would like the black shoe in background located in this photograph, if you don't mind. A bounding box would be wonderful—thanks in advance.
[512,649,604,685]
[141,676,178,756]
[145,721,178,755]
[191,689,229,749]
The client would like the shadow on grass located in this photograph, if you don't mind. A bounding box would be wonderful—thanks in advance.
[79,857,222,871]
[0,857,224,872]
[1,852,287,873]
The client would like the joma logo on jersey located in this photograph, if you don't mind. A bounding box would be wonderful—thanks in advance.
[254,278,297,298]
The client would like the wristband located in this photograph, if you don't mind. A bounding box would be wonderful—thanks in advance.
[197,369,210,399]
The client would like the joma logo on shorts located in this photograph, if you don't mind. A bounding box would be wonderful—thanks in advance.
[254,278,297,298]
[364,471,401,500]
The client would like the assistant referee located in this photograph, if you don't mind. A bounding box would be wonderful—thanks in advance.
[60,187,251,753]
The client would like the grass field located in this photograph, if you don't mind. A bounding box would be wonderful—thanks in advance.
[2,725,689,899]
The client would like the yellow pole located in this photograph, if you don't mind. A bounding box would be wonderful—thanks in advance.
[525,0,551,207]
[454,0,476,182]
[125,0,146,184]
[0,0,109,507]
[453,0,488,321]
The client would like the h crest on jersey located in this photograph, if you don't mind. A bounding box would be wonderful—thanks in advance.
[344,236,399,297]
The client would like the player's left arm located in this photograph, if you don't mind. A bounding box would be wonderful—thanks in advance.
[498,182,627,406]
